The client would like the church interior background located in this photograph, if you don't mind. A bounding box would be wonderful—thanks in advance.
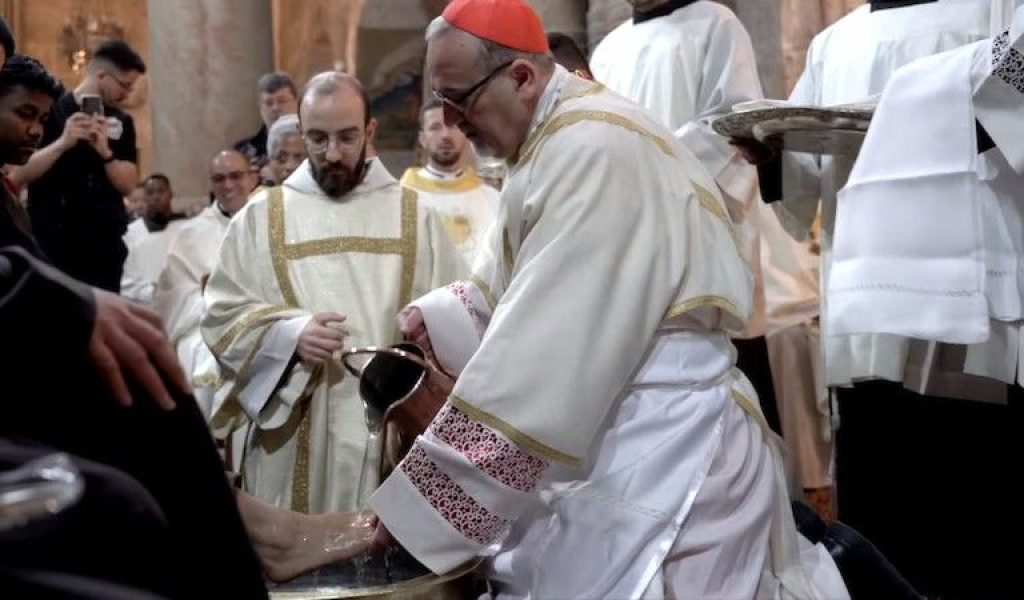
[0,0,862,210]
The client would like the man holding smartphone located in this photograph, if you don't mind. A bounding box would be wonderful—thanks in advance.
[14,40,145,292]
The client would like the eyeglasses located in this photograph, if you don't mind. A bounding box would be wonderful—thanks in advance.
[432,60,514,114]
[211,171,247,185]
[302,131,364,156]
[104,71,135,93]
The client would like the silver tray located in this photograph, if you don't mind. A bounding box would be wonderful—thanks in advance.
[713,105,874,155]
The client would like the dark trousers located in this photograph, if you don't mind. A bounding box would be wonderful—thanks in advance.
[734,336,782,436]
[0,441,173,599]
[0,361,268,599]
[835,382,1021,598]
[35,229,126,292]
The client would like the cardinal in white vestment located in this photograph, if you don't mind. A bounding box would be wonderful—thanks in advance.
[201,72,467,514]
[400,99,499,266]
[591,0,789,432]
[120,174,187,304]
[819,13,1024,594]
[152,150,258,419]
[368,2,849,598]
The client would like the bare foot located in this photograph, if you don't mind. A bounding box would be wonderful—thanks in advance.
[236,490,377,582]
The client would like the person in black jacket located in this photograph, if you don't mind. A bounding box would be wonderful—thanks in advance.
[0,26,268,599]
[16,41,145,291]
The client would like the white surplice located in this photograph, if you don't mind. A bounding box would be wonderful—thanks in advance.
[829,10,1024,388]
[371,67,847,599]
[120,219,187,305]
[399,167,499,266]
[590,0,769,338]
[201,160,466,513]
[773,0,1013,391]
[151,203,232,418]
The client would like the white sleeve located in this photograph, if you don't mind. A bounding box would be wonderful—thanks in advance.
[236,315,312,429]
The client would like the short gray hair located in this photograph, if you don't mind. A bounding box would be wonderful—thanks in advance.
[425,16,554,73]
[267,113,300,157]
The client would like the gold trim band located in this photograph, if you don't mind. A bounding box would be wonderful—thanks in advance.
[268,186,300,306]
[518,109,675,167]
[731,387,773,439]
[399,188,418,308]
[470,275,498,312]
[665,294,746,328]
[282,237,405,260]
[211,304,293,356]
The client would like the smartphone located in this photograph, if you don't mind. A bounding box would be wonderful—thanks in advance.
[80,94,103,116]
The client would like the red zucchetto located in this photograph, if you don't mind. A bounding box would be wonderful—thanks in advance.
[442,0,550,54]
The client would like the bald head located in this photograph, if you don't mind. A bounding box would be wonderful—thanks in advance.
[209,150,257,215]
[300,71,371,126]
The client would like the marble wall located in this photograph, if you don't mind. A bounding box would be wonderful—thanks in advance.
[781,0,864,93]
[147,0,272,210]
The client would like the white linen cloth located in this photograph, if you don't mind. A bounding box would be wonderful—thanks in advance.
[770,0,1012,389]
[829,10,1024,386]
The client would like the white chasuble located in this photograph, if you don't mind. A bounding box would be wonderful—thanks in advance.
[152,204,231,418]
[372,68,847,599]
[202,160,466,513]
[399,167,499,266]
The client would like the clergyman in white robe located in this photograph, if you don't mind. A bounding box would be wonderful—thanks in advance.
[399,166,499,265]
[201,159,466,514]
[151,202,233,418]
[371,66,848,600]
[120,218,187,304]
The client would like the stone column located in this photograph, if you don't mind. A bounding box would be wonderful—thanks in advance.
[147,0,273,211]
[526,0,588,50]
[731,0,785,98]
[586,0,631,53]
[735,0,863,98]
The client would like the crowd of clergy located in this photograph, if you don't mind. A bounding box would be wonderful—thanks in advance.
[1,0,1021,598]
